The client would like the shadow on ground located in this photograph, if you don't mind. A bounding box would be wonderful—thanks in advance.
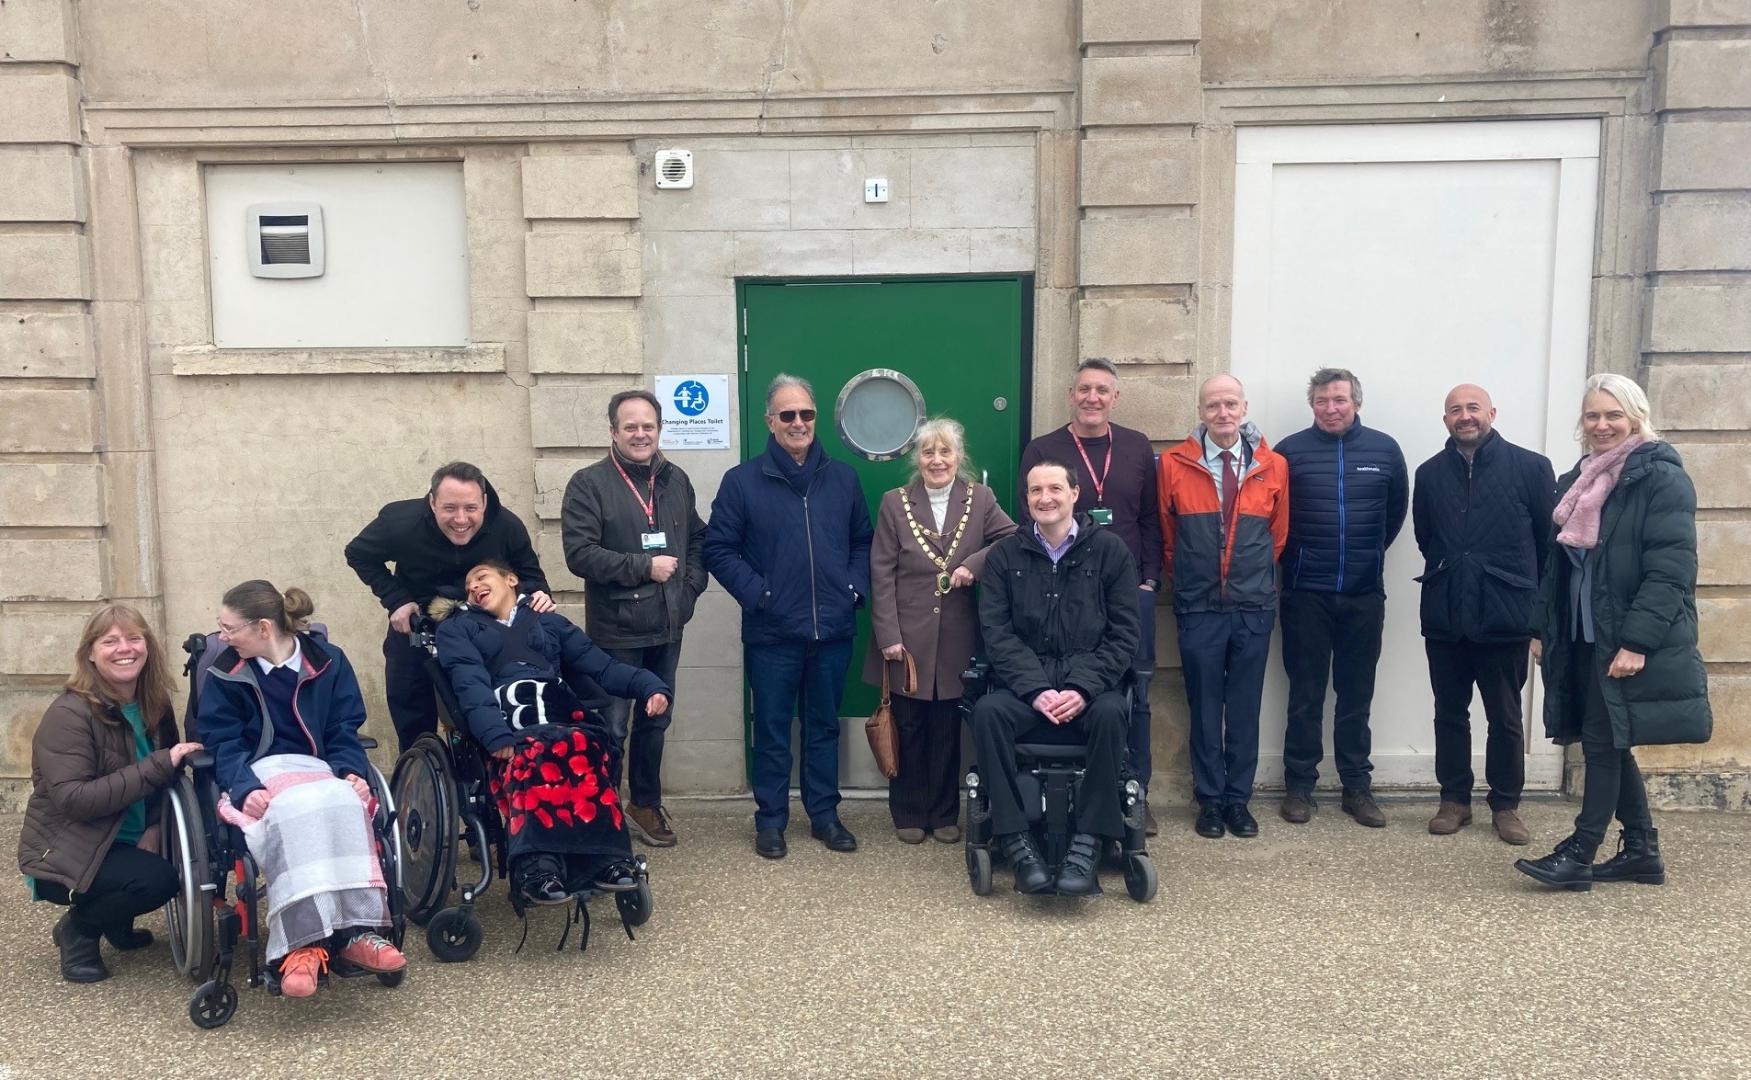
[2,797,1747,1079]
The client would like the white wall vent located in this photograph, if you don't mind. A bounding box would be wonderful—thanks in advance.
[247,201,325,279]
[654,149,693,189]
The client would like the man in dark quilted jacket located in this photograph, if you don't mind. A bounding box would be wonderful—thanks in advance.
[1274,368,1408,829]
[1413,384,1555,845]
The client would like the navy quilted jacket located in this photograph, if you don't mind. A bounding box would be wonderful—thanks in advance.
[1411,431,1556,643]
[703,436,874,646]
[1276,417,1409,595]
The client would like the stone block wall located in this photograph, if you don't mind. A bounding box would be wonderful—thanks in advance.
[1075,1,1205,795]
[1632,2,1751,807]
[0,0,107,803]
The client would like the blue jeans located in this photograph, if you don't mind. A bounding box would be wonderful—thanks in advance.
[1129,587,1158,791]
[747,638,852,832]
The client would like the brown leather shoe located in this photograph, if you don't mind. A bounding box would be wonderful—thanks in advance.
[1428,801,1472,835]
[626,803,677,847]
[1492,808,1531,846]
[895,827,927,844]
[931,825,962,844]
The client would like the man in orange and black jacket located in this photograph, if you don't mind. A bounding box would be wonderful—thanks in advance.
[1157,375,1289,841]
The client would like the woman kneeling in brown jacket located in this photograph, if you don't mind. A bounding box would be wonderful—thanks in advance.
[17,604,202,982]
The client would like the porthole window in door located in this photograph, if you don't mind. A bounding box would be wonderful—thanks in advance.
[835,368,925,462]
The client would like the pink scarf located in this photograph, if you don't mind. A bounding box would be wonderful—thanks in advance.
[1553,435,1645,549]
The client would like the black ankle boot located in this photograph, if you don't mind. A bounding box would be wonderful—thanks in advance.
[998,833,1052,894]
[103,922,155,951]
[1054,834,1102,896]
[1514,835,1595,891]
[53,912,110,983]
[1592,827,1665,885]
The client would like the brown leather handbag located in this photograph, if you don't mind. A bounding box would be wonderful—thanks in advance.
[865,650,917,780]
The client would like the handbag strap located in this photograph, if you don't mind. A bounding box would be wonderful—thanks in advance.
[881,650,920,700]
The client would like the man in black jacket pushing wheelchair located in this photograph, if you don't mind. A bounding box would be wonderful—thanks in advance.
[971,459,1142,896]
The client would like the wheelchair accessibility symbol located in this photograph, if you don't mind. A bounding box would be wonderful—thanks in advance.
[672,380,710,416]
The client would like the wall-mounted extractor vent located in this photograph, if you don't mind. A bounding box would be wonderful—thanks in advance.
[246,201,325,279]
[654,148,693,189]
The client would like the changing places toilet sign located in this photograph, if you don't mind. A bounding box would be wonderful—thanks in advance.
[655,375,730,450]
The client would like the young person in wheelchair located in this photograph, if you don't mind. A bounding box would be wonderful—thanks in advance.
[197,580,406,998]
[434,559,670,907]
[971,460,1142,895]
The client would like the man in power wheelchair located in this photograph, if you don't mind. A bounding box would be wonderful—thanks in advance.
[963,460,1157,902]
[393,559,665,958]
[165,580,405,1029]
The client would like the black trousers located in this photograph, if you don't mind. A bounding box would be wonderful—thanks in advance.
[1569,641,1652,855]
[1281,589,1384,794]
[971,689,1127,840]
[1426,639,1528,810]
[888,695,961,831]
[36,842,177,937]
[601,641,682,809]
[383,627,440,754]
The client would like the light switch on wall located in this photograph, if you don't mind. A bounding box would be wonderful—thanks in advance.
[864,178,889,203]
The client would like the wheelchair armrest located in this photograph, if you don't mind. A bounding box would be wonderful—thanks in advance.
[359,736,378,752]
[186,750,215,772]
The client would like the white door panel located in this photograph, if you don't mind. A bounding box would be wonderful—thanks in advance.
[1231,120,1599,791]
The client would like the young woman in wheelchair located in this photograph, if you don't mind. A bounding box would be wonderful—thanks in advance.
[197,580,406,997]
[435,559,670,906]
[20,604,204,983]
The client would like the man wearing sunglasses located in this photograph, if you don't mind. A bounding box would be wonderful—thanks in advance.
[703,374,874,860]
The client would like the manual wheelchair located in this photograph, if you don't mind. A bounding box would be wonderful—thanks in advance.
[959,659,1158,903]
[390,617,652,962]
[162,627,406,1030]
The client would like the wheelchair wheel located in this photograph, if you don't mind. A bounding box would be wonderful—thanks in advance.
[163,774,216,980]
[967,846,994,896]
[1123,853,1157,903]
[426,905,482,963]
[188,980,237,1030]
[616,879,654,928]
[392,737,458,927]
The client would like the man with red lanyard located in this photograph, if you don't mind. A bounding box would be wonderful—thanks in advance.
[561,389,709,848]
[1019,358,1165,834]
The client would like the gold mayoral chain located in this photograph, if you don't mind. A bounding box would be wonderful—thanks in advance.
[901,487,974,596]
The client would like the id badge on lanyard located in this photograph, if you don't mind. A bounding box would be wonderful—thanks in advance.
[1070,426,1114,527]
[641,532,668,551]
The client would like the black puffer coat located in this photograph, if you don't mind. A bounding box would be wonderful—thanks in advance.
[1534,441,1712,748]
[977,517,1140,703]
[560,451,708,649]
[344,476,548,614]
[1412,431,1556,643]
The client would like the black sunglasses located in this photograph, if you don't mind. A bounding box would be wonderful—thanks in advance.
[775,409,817,423]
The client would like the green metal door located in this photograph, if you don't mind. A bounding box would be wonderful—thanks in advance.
[738,276,1030,779]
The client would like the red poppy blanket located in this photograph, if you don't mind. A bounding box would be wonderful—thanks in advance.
[489,721,630,864]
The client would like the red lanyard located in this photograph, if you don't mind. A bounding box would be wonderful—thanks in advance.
[1068,427,1112,506]
[610,453,658,529]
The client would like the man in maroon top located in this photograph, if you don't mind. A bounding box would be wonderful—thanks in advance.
[1018,358,1164,833]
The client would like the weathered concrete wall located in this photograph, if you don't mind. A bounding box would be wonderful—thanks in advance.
[74,0,1076,103]
[1202,0,1653,83]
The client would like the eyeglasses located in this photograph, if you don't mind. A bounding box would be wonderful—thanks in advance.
[773,409,817,423]
[217,619,259,637]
